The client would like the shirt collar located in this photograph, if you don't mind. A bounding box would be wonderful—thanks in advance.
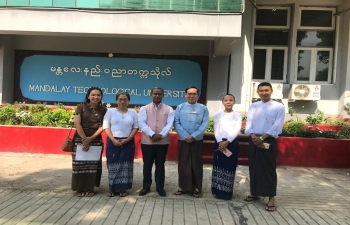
[260,99,273,105]
[152,102,163,109]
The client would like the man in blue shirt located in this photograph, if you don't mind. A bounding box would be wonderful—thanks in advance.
[173,86,209,197]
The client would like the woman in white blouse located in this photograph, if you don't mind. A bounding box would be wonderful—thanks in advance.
[211,94,242,200]
[103,92,138,197]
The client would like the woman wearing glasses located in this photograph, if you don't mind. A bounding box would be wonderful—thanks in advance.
[103,92,138,197]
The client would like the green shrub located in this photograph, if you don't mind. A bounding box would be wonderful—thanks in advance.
[305,109,325,124]
[327,120,350,126]
[339,128,350,139]
[319,130,340,139]
[31,111,50,127]
[240,126,245,134]
[283,121,305,136]
[0,104,20,125]
[294,128,320,138]
[206,117,214,132]
[0,102,74,128]
[28,103,50,114]
[48,108,74,128]
[282,125,343,139]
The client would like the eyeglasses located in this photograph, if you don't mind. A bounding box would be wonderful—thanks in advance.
[118,99,129,102]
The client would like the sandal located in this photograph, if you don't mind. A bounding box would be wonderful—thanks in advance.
[244,195,260,202]
[119,191,128,197]
[192,190,202,198]
[173,189,188,195]
[85,191,95,197]
[76,191,85,197]
[266,204,276,212]
[107,191,117,197]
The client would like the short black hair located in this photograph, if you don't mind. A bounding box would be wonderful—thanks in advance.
[257,82,273,91]
[185,86,199,94]
[222,94,235,101]
[116,92,130,101]
[151,87,164,94]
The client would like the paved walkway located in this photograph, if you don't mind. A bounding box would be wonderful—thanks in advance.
[0,153,350,224]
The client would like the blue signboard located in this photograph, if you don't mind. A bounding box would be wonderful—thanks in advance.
[20,55,203,106]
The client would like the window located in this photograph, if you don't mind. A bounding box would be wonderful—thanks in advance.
[256,7,290,29]
[253,7,290,82]
[254,30,289,46]
[254,47,288,81]
[299,9,335,29]
[296,7,336,84]
[296,49,332,83]
[296,31,334,47]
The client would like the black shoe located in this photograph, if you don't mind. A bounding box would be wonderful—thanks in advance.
[139,188,150,196]
[157,189,166,197]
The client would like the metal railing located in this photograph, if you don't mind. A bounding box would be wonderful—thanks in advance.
[1,0,243,13]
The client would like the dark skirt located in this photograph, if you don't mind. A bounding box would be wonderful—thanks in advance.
[71,136,103,191]
[177,140,203,193]
[106,137,135,191]
[248,137,277,197]
[211,139,239,200]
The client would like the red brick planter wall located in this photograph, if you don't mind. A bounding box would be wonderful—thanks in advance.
[1,126,349,168]
[0,126,179,160]
[277,137,350,168]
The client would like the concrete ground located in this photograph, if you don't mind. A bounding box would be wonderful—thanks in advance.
[0,152,350,225]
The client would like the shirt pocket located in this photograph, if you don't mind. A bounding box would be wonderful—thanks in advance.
[266,113,275,124]
[195,112,205,124]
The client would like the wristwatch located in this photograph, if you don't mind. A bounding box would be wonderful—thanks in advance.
[259,136,264,141]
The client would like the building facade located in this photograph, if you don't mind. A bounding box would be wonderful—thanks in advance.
[0,0,350,119]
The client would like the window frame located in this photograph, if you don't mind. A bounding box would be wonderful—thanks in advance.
[298,7,336,30]
[255,6,291,29]
[253,46,288,82]
[295,47,333,84]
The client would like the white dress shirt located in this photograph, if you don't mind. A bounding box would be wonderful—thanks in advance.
[214,111,242,143]
[245,100,285,138]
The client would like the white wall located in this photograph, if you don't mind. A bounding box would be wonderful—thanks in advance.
[206,55,230,115]
[238,0,350,117]
[338,0,350,118]
[14,35,210,56]
[0,9,241,40]
[228,1,256,116]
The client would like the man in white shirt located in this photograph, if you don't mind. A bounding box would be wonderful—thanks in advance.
[244,82,285,212]
[138,87,175,197]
